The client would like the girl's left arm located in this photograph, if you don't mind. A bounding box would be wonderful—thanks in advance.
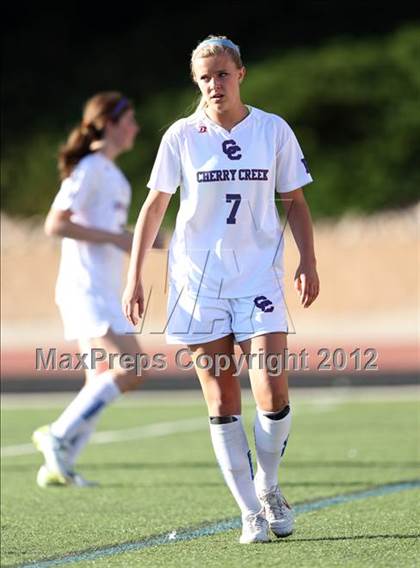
[281,188,320,308]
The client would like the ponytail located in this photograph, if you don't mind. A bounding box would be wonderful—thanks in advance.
[57,91,131,181]
[58,122,104,181]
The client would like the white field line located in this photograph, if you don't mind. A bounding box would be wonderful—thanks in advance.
[1,406,306,457]
[0,404,309,458]
[2,386,419,410]
[1,417,207,458]
[1,443,36,457]
[3,387,419,457]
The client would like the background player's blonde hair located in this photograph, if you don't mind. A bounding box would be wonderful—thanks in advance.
[58,92,132,180]
[191,35,244,111]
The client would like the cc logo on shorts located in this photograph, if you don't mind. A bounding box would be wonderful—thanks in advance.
[254,296,274,313]
[222,139,242,160]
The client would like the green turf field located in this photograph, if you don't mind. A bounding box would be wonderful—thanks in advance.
[1,389,419,567]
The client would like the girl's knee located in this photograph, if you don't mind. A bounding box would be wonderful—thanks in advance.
[255,388,289,413]
[205,389,240,416]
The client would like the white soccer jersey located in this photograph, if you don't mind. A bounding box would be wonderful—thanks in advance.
[148,106,313,298]
[52,152,131,306]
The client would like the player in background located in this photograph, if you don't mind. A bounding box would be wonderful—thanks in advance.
[33,92,143,487]
[123,37,319,542]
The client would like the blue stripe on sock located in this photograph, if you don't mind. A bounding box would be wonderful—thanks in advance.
[81,400,105,421]
[247,449,254,480]
[281,436,289,457]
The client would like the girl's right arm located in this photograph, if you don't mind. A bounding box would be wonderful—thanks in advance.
[122,190,172,325]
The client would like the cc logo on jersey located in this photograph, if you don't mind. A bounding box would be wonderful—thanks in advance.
[254,296,275,313]
[222,139,242,160]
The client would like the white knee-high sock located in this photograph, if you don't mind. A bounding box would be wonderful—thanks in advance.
[50,371,120,441]
[65,366,105,467]
[254,405,291,493]
[209,416,261,518]
[66,413,100,467]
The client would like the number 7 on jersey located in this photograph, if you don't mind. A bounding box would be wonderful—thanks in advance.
[226,193,241,224]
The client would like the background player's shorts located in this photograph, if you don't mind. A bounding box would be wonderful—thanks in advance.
[166,284,288,345]
[57,293,134,341]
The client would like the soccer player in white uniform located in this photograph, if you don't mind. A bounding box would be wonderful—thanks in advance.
[32,92,143,487]
[123,37,320,542]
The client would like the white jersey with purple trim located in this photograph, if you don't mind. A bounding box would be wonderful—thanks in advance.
[52,152,131,305]
[148,106,313,298]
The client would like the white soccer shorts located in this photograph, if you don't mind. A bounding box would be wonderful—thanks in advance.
[166,284,288,345]
[57,293,134,341]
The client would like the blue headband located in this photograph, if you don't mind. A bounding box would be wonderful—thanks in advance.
[198,38,240,55]
[111,97,129,119]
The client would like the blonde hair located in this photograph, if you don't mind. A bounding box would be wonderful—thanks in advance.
[190,35,244,110]
[58,91,132,180]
